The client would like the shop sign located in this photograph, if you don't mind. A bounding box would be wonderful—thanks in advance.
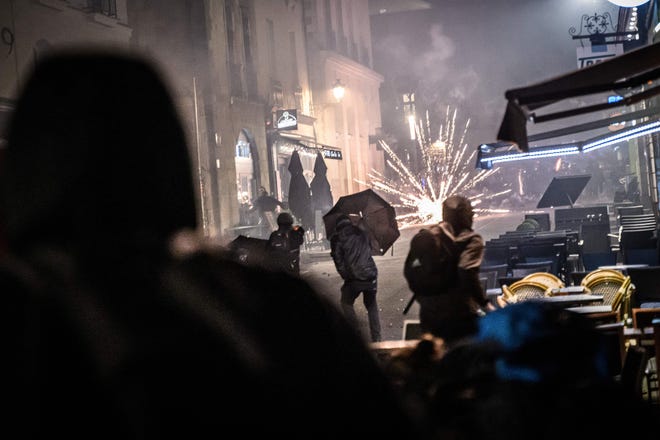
[323,149,342,160]
[275,109,298,130]
[576,44,622,69]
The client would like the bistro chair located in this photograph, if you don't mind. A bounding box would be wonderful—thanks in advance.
[626,266,660,308]
[479,263,509,290]
[510,260,553,278]
[498,272,565,307]
[523,272,565,291]
[580,269,633,323]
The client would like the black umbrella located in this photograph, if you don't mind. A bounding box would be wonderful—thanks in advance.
[287,150,314,229]
[323,188,400,256]
[310,152,334,216]
[228,235,268,267]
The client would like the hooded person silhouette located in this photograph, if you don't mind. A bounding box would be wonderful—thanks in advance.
[0,51,420,439]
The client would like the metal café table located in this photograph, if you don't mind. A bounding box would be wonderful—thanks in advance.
[597,264,649,274]
[540,294,604,306]
[486,288,604,307]
[565,305,612,314]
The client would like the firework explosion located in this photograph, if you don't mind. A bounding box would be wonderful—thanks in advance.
[362,108,511,227]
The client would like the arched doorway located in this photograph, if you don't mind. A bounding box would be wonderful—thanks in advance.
[235,128,260,226]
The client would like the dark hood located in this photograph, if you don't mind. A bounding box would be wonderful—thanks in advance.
[1,51,197,256]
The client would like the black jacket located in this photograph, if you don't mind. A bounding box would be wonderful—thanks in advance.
[330,221,378,282]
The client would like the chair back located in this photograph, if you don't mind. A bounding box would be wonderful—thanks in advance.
[500,276,560,305]
[480,263,508,289]
[524,213,551,231]
[595,321,626,376]
[620,345,649,400]
[581,269,632,313]
[511,261,553,278]
[626,266,660,307]
[523,272,565,290]
[632,307,660,329]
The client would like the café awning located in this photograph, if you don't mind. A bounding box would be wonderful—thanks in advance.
[495,40,660,154]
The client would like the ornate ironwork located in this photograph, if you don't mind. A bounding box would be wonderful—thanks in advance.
[569,12,616,43]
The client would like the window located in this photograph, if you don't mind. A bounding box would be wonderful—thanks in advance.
[236,132,251,158]
[86,0,117,17]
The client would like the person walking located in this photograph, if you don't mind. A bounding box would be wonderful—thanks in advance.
[266,212,305,276]
[330,214,382,342]
[404,195,494,346]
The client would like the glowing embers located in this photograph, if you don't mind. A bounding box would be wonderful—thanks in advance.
[361,107,511,227]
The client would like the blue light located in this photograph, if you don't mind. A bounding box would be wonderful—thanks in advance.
[582,120,660,152]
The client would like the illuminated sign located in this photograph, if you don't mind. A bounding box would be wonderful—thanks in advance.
[275,109,297,130]
[322,149,343,160]
[576,45,622,69]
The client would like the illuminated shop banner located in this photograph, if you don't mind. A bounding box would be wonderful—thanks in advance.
[275,109,298,130]
[576,44,622,69]
[322,149,342,160]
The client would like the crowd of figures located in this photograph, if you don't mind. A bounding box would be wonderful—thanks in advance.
[2,50,658,439]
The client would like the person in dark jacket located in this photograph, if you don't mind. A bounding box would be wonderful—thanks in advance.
[266,212,305,276]
[330,214,382,342]
[250,186,284,231]
[404,195,494,346]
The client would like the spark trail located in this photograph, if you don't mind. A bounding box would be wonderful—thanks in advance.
[361,108,511,227]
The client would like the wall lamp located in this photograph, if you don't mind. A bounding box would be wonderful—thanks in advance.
[477,118,660,169]
[332,79,345,102]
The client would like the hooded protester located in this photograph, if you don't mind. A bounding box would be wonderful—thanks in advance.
[404,195,494,346]
[330,214,382,342]
[0,50,422,439]
[266,211,305,276]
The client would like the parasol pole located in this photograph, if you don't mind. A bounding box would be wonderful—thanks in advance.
[403,294,415,314]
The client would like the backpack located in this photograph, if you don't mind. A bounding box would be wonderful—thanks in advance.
[268,230,290,253]
[403,224,463,296]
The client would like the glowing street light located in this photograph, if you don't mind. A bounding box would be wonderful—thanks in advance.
[607,0,650,7]
[332,79,345,102]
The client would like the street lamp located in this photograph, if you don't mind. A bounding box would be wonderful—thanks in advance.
[332,79,345,102]
[607,0,649,6]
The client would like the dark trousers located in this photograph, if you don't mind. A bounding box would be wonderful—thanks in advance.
[340,280,381,342]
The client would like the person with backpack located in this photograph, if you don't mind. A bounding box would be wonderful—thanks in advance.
[330,214,382,342]
[403,195,494,346]
[266,212,305,276]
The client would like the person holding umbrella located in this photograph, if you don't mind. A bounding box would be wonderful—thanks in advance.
[330,214,382,342]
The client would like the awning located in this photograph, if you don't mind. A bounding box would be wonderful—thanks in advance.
[273,132,342,159]
[495,40,660,153]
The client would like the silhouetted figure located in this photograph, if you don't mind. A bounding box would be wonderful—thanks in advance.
[1,50,421,439]
[250,186,284,231]
[266,211,305,276]
[381,301,658,439]
[429,302,657,440]
[330,214,382,342]
[404,195,494,347]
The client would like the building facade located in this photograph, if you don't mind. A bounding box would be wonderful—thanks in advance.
[0,0,387,242]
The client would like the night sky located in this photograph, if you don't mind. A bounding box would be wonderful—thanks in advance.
[371,0,622,147]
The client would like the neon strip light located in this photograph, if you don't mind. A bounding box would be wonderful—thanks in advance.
[480,145,580,164]
[582,120,660,152]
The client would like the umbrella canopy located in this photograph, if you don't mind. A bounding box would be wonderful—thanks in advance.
[228,235,268,267]
[287,150,314,229]
[310,152,334,216]
[323,189,400,256]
